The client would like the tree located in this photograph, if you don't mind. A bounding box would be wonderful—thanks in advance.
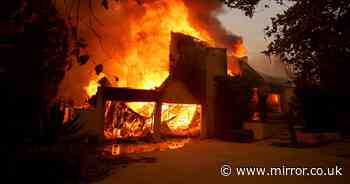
[222,0,350,93]
[0,1,83,143]
[223,0,350,132]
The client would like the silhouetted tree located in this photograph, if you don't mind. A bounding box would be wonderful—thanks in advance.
[222,0,350,92]
[0,1,78,143]
[222,0,350,132]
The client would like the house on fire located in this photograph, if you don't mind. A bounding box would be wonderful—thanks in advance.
[80,32,294,142]
[237,57,295,119]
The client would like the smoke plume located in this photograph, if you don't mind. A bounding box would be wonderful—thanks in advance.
[57,0,243,105]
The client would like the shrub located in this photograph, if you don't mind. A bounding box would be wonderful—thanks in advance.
[294,86,337,132]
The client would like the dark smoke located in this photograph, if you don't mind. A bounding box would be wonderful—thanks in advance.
[182,0,243,49]
[57,0,243,104]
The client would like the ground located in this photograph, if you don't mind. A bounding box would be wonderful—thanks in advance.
[93,139,350,184]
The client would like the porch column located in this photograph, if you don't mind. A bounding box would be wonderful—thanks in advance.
[96,87,105,143]
[153,100,162,141]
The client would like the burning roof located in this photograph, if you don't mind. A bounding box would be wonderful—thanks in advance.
[57,0,244,105]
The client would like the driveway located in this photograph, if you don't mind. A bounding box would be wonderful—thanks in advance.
[94,139,350,184]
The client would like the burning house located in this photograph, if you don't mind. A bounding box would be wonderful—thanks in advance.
[240,60,294,121]
[91,32,227,141]
[73,32,294,143]
[56,0,294,143]
[61,32,295,143]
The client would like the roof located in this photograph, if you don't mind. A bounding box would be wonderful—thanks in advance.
[241,62,294,89]
[158,76,200,104]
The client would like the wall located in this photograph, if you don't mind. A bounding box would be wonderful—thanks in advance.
[168,32,227,138]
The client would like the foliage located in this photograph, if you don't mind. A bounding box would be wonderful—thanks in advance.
[223,0,350,132]
[0,1,87,144]
[222,0,269,17]
[294,85,337,132]
[222,0,350,88]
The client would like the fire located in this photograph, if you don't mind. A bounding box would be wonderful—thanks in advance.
[227,41,248,76]
[84,0,213,136]
[161,103,198,130]
[85,72,106,97]
[232,40,247,58]
[267,94,281,106]
[115,0,213,90]
[266,93,282,112]
[85,0,212,93]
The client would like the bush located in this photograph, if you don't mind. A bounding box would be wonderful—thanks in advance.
[294,86,337,132]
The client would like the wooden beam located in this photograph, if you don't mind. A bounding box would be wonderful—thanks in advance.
[96,87,105,143]
[153,100,162,141]
[102,87,160,102]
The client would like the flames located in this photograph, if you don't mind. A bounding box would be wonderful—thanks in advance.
[110,0,213,90]
[161,103,199,130]
[232,40,247,58]
[85,72,106,97]
[82,0,245,137]
[228,41,248,76]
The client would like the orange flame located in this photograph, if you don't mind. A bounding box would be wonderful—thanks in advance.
[227,41,248,76]
[85,72,106,97]
[85,0,213,96]
[84,0,215,134]
[232,41,247,58]
[161,103,198,130]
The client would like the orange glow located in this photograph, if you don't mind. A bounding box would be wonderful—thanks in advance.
[108,138,191,156]
[127,102,156,117]
[227,41,247,76]
[232,41,247,58]
[161,103,199,130]
[267,94,280,105]
[85,0,213,96]
[85,72,106,97]
[267,93,282,112]
[227,56,242,76]
[85,0,211,137]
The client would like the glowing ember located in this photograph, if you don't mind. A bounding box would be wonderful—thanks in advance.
[267,93,282,112]
[127,102,156,117]
[161,103,198,130]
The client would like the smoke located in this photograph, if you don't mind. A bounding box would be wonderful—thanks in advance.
[57,0,243,105]
[182,0,242,48]
[58,0,152,104]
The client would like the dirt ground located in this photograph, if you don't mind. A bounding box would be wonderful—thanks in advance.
[94,139,350,184]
